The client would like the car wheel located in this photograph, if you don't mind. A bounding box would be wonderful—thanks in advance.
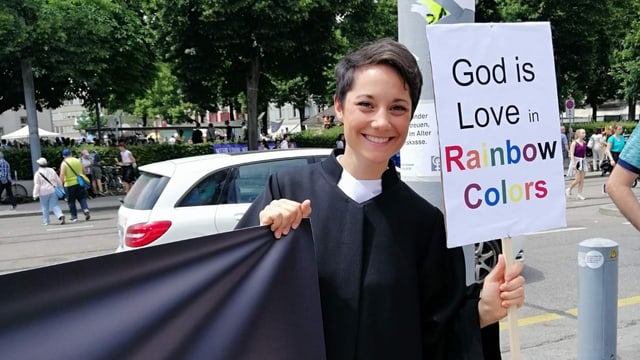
[474,240,501,283]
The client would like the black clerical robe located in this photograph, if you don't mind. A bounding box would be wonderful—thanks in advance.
[236,151,497,359]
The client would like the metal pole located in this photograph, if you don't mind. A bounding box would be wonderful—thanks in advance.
[578,238,618,360]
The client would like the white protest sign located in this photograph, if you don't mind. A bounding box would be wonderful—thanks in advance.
[426,22,567,248]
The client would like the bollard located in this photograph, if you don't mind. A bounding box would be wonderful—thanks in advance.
[577,238,618,360]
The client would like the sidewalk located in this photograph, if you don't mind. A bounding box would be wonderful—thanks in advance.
[0,194,123,219]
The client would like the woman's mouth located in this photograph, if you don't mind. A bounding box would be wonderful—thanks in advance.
[364,135,391,143]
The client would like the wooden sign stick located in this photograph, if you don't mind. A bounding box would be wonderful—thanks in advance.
[501,237,522,360]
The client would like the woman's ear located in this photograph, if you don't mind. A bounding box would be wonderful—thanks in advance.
[334,95,344,123]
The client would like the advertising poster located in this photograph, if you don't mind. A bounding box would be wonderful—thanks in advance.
[427,22,567,248]
[398,0,475,178]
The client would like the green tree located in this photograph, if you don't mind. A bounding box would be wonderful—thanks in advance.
[156,0,351,149]
[0,0,157,117]
[611,0,640,121]
[496,0,630,120]
[132,63,194,125]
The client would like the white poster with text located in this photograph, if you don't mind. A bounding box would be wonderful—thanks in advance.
[427,22,566,248]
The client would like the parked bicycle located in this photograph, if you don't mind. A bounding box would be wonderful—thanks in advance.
[101,166,124,195]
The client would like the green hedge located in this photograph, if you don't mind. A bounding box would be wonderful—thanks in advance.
[3,143,213,180]
[563,121,638,137]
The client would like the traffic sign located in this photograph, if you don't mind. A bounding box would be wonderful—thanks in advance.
[566,98,575,110]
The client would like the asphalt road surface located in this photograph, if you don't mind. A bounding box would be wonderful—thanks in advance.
[0,175,638,359]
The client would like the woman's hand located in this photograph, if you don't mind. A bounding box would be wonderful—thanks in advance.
[259,199,312,239]
[478,254,525,328]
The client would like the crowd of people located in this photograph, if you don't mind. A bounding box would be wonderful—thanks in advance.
[563,123,632,201]
[22,142,136,225]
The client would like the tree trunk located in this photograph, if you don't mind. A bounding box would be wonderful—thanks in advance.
[261,104,269,136]
[21,59,41,176]
[96,103,102,143]
[297,104,306,132]
[246,56,260,150]
[591,103,598,121]
[628,96,636,121]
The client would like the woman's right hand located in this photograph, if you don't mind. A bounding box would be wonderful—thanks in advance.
[259,199,312,239]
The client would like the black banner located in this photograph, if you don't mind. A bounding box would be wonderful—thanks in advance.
[0,221,326,360]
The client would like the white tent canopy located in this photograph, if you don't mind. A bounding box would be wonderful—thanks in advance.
[1,126,61,140]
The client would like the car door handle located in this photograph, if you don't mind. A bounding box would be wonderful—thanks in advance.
[234,212,246,221]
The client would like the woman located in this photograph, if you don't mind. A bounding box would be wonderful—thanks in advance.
[33,157,65,225]
[605,123,626,166]
[236,39,524,359]
[566,129,588,200]
[590,128,603,171]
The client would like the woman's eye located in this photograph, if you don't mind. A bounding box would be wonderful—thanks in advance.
[356,101,373,109]
[390,105,408,113]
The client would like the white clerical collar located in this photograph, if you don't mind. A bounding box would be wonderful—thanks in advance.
[337,158,382,203]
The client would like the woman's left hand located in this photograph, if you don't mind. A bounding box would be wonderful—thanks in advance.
[478,254,525,327]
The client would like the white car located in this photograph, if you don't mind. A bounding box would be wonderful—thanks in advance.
[116,148,332,251]
[117,147,521,283]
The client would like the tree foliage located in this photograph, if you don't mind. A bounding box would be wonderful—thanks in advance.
[155,0,352,148]
[493,0,633,119]
[0,0,157,115]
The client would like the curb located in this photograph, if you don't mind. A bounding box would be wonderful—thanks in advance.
[598,204,624,217]
[0,201,122,219]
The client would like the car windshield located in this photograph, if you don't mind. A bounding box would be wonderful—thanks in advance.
[122,173,170,210]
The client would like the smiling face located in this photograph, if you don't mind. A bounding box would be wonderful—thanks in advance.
[335,64,412,179]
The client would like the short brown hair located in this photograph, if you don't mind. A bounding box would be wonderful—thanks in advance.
[334,38,423,117]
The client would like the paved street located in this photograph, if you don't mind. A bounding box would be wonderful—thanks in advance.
[0,172,638,359]
[0,195,121,274]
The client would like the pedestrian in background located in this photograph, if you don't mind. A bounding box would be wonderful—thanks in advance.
[191,122,204,144]
[206,123,217,143]
[116,142,136,193]
[605,123,626,166]
[225,120,234,142]
[280,133,291,149]
[560,126,569,170]
[89,150,104,195]
[335,133,345,149]
[59,148,91,222]
[0,151,17,210]
[589,128,603,171]
[33,157,65,225]
[80,150,96,198]
[566,129,588,200]
[607,123,640,230]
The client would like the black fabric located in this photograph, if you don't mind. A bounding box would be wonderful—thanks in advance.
[0,222,325,360]
[236,150,493,360]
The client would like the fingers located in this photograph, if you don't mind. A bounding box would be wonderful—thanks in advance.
[484,254,505,283]
[485,254,526,309]
[259,199,312,239]
[499,284,525,308]
[504,259,524,282]
[500,259,526,309]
